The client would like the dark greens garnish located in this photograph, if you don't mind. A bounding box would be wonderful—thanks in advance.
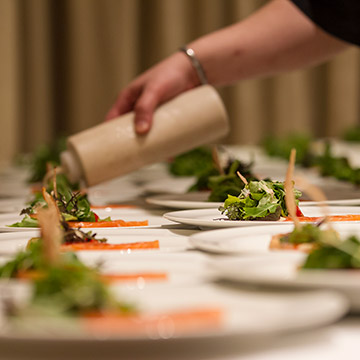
[303,235,360,269]
[169,147,213,177]
[27,137,67,183]
[280,224,323,245]
[263,134,360,186]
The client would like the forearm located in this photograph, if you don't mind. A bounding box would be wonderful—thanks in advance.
[188,0,349,86]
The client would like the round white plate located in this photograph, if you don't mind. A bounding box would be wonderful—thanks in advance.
[164,206,360,228]
[0,283,347,347]
[190,222,360,254]
[146,192,222,209]
[146,195,360,210]
[77,252,213,287]
[0,165,30,181]
[87,178,144,205]
[0,253,212,288]
[298,175,360,204]
[0,198,27,214]
[0,230,191,255]
[163,206,360,229]
[127,162,170,184]
[143,176,196,195]
[0,210,176,232]
[212,253,360,311]
[300,199,360,206]
[0,180,31,198]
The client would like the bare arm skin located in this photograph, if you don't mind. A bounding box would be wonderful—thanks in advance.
[106,0,349,134]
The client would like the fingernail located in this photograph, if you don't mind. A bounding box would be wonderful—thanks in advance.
[136,121,149,134]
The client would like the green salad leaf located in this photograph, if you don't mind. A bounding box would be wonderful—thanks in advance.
[9,215,39,228]
[23,173,80,215]
[262,133,315,168]
[279,224,360,269]
[12,179,103,228]
[315,143,360,185]
[207,160,258,202]
[263,134,360,186]
[57,191,96,222]
[188,158,258,201]
[169,147,213,176]
[27,136,67,183]
[31,265,125,315]
[280,224,323,244]
[303,235,360,269]
[219,180,301,221]
[188,167,219,192]
[0,240,83,278]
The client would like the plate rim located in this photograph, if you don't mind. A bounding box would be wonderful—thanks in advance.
[163,206,360,229]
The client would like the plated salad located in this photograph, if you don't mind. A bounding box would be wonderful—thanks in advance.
[263,134,360,186]
[169,146,259,202]
[9,173,148,228]
[219,179,302,221]
[270,222,360,269]
[218,148,360,223]
[268,152,360,269]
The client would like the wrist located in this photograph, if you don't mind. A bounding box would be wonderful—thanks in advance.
[179,46,208,85]
[176,49,204,89]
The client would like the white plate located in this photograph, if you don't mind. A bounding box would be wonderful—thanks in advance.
[0,211,176,232]
[0,180,31,198]
[0,198,27,213]
[146,194,360,210]
[212,253,360,311]
[0,283,347,347]
[87,178,144,205]
[190,222,360,254]
[0,230,191,255]
[127,162,170,184]
[164,206,360,229]
[300,199,360,206]
[143,176,196,194]
[77,252,213,287]
[0,165,30,181]
[146,192,222,209]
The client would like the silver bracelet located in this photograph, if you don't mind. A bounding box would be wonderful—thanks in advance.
[179,46,208,85]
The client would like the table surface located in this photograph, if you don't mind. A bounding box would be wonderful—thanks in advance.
[1,145,360,360]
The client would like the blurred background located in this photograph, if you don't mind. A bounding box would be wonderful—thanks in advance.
[1,0,359,165]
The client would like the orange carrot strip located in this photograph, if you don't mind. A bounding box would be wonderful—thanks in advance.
[285,215,360,222]
[17,270,167,282]
[67,219,148,228]
[91,204,138,209]
[61,240,160,251]
[82,308,223,335]
[17,270,45,280]
[101,273,168,283]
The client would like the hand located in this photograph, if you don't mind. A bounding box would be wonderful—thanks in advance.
[106,52,200,135]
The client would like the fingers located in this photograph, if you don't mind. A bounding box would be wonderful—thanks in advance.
[105,84,142,121]
[133,86,163,135]
[105,82,164,135]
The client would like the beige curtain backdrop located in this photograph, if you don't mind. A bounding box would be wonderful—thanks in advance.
[0,0,359,164]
